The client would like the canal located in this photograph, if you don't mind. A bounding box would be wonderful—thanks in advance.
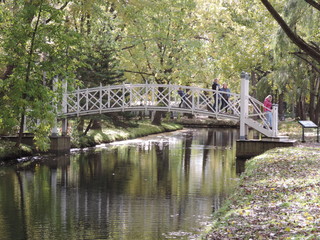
[0,128,241,240]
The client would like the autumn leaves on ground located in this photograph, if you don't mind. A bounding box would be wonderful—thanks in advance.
[206,123,320,239]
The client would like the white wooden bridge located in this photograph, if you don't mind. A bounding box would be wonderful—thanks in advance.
[57,75,278,139]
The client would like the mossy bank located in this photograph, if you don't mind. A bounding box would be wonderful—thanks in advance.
[0,120,182,162]
[71,120,182,148]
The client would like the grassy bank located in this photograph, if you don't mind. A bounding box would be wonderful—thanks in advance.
[205,147,320,239]
[205,120,320,239]
[0,140,32,163]
[72,120,183,148]
[0,120,182,161]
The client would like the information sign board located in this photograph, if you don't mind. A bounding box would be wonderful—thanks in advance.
[298,121,318,128]
[298,120,319,142]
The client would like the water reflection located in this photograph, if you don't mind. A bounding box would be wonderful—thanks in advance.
[0,128,239,240]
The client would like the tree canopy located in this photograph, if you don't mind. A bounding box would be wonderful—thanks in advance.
[0,0,319,149]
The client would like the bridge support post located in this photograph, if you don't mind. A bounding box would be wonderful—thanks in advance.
[51,118,59,137]
[240,72,250,140]
[61,119,68,136]
[272,104,278,137]
[52,76,59,137]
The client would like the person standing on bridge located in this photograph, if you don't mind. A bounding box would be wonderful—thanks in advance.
[220,83,230,113]
[263,95,273,128]
[212,78,220,111]
[177,87,186,108]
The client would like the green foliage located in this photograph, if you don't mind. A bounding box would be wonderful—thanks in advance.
[72,1,125,86]
[0,0,319,150]
[114,0,205,85]
[0,1,82,150]
[0,140,32,161]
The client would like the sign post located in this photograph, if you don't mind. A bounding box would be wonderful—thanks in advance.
[298,120,319,143]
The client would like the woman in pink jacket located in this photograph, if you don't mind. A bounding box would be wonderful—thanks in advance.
[263,95,273,128]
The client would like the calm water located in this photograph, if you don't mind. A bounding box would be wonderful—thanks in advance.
[0,128,240,240]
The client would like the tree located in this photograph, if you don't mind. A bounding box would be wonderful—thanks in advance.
[67,0,125,133]
[261,0,320,67]
[260,0,320,122]
[0,0,80,150]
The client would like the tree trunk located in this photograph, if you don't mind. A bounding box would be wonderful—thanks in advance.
[15,1,44,148]
[83,119,94,136]
[251,71,257,98]
[15,113,25,148]
[151,86,168,125]
[314,94,320,125]
[91,119,102,130]
[314,76,320,125]
[77,118,84,133]
[297,96,307,120]
[261,0,320,64]
[151,111,162,125]
[278,92,285,121]
[309,75,316,122]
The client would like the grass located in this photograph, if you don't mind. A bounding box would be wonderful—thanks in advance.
[71,120,183,148]
[278,119,318,142]
[0,140,32,162]
[204,119,320,239]
[0,118,182,161]
[205,147,320,239]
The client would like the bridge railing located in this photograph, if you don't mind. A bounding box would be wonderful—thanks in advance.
[60,83,243,119]
[247,96,278,137]
[58,82,277,137]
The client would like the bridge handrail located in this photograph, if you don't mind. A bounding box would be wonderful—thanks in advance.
[59,83,277,137]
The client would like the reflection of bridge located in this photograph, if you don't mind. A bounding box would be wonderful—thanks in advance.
[57,76,278,139]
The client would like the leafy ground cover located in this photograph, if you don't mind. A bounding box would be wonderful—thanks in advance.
[205,120,320,239]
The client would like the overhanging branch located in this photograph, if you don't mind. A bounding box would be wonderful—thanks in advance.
[261,0,320,64]
[305,0,320,11]
[291,51,320,74]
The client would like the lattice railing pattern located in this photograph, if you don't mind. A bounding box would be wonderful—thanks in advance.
[59,83,277,137]
[60,84,242,118]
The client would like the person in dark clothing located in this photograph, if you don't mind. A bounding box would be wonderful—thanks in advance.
[211,78,220,111]
[220,83,230,112]
[177,88,186,108]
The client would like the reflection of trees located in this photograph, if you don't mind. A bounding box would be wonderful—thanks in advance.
[15,171,28,240]
[0,170,27,239]
[202,129,213,171]
[155,143,170,185]
[0,129,240,239]
[173,131,193,227]
[183,132,193,177]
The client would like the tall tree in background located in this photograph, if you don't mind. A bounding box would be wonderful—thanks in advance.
[66,1,125,132]
[261,0,320,66]
[0,0,80,150]
[67,1,124,87]
[260,0,320,123]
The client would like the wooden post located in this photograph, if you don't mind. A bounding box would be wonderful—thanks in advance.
[240,72,249,140]
[61,80,68,136]
[51,76,59,136]
[272,104,278,137]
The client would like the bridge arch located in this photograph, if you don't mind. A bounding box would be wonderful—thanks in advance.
[58,78,278,138]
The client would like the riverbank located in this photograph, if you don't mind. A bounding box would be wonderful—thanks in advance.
[71,120,183,148]
[0,116,239,162]
[0,140,33,162]
[0,120,182,162]
[204,120,320,239]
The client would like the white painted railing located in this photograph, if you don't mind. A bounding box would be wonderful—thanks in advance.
[58,82,278,138]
